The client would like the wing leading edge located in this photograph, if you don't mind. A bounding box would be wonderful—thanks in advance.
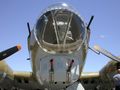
[80,72,100,90]
[0,61,42,90]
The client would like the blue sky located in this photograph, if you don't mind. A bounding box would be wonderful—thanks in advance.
[0,0,120,72]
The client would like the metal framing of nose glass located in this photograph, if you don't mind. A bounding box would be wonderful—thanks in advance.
[51,10,73,45]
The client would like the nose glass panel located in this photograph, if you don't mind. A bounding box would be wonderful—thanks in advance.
[35,9,86,52]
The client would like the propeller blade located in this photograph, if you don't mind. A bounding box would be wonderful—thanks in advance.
[0,44,21,60]
[94,45,120,62]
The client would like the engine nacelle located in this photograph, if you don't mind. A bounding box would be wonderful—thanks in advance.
[0,61,13,81]
[99,61,117,89]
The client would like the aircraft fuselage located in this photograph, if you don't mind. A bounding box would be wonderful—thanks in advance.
[28,3,90,89]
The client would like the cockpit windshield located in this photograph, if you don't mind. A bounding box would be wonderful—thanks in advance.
[35,9,86,53]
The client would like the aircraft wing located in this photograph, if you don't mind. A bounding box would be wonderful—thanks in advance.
[0,61,100,90]
[80,72,101,90]
[0,61,41,90]
[13,71,41,90]
[0,45,42,90]
[80,60,117,90]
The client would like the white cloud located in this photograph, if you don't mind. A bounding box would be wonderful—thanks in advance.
[99,35,105,39]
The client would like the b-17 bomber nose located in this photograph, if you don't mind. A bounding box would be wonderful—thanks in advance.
[34,3,86,53]
[28,3,89,90]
